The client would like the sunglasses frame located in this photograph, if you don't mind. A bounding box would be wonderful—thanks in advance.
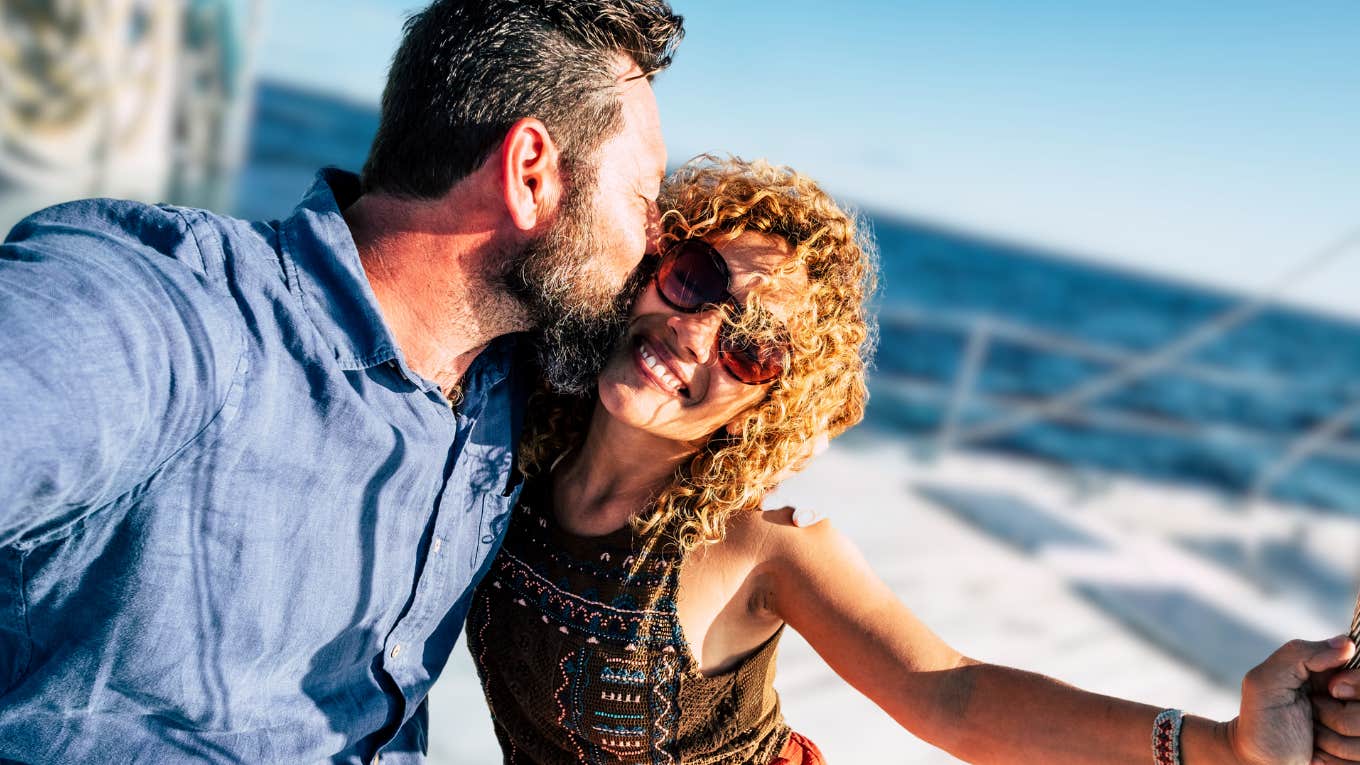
[652,239,791,386]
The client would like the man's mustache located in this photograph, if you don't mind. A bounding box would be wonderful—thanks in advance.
[534,252,658,396]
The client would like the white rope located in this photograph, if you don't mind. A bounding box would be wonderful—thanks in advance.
[1248,395,1360,505]
[882,375,1360,462]
[1347,592,1360,669]
[950,224,1360,446]
[880,307,1292,392]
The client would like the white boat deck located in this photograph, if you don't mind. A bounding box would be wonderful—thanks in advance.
[426,430,1359,763]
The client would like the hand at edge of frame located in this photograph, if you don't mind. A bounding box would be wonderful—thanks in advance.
[1229,635,1356,765]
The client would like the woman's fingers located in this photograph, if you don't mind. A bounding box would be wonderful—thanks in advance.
[1315,695,1360,736]
[762,505,827,527]
[1330,668,1360,701]
[1313,743,1360,765]
[1314,716,1360,762]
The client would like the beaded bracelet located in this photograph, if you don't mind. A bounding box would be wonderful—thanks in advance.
[1152,708,1184,765]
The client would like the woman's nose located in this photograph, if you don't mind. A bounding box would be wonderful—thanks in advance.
[668,309,724,365]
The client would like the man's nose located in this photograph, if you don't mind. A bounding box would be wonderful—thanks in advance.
[668,309,724,365]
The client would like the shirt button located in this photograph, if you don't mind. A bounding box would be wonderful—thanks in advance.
[390,644,402,659]
[431,537,442,555]
[372,755,381,765]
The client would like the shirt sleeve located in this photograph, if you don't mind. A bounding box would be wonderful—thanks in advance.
[0,199,244,545]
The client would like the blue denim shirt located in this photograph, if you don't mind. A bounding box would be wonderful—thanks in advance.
[0,170,527,763]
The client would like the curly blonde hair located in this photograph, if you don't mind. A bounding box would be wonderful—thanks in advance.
[521,155,878,550]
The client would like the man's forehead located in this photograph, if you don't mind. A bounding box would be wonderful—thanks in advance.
[612,54,649,84]
[612,58,665,177]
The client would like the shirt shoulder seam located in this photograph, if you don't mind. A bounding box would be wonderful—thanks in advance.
[13,346,252,550]
[164,206,229,290]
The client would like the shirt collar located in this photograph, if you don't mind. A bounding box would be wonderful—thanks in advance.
[278,168,399,371]
[277,169,526,425]
[462,334,520,399]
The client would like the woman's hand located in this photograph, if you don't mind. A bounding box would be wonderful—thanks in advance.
[764,504,825,527]
[1310,647,1360,765]
[1229,635,1357,765]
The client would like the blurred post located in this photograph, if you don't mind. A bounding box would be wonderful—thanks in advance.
[0,0,262,234]
[935,315,990,455]
[170,0,263,211]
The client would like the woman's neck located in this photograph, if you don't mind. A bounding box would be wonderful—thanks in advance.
[552,404,700,534]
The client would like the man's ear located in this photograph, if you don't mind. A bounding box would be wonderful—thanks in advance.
[500,118,563,232]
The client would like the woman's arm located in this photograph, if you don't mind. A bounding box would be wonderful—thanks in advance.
[758,513,1356,765]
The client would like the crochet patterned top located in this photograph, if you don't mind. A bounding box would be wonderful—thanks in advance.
[466,476,791,765]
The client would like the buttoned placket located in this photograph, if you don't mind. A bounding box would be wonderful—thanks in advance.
[369,339,517,758]
[380,398,460,672]
[367,356,466,760]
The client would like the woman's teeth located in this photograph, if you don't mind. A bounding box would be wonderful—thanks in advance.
[639,343,685,394]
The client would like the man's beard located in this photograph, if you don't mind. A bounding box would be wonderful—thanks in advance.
[501,173,643,396]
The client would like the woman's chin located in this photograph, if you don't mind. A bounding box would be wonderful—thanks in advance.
[596,379,680,436]
[597,376,649,421]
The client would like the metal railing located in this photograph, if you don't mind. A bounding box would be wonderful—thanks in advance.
[877,256,1360,591]
[880,225,1360,502]
[879,309,1360,466]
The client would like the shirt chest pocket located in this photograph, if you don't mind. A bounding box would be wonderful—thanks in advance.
[470,491,513,572]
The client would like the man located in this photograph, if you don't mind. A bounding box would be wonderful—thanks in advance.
[0,1,678,762]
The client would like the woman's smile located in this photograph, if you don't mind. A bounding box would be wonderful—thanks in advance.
[634,335,690,399]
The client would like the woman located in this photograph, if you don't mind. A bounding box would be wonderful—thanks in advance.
[466,156,1358,765]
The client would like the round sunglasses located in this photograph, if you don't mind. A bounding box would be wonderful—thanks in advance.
[653,239,791,385]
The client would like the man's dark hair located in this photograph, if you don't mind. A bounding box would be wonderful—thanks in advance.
[362,0,683,199]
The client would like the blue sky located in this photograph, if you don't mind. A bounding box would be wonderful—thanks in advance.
[256,1,1360,316]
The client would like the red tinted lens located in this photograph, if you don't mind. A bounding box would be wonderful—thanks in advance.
[718,333,789,385]
[657,241,730,311]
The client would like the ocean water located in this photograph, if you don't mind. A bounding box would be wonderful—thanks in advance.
[240,81,1360,514]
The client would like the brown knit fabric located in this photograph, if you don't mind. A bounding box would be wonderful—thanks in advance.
[467,477,791,764]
